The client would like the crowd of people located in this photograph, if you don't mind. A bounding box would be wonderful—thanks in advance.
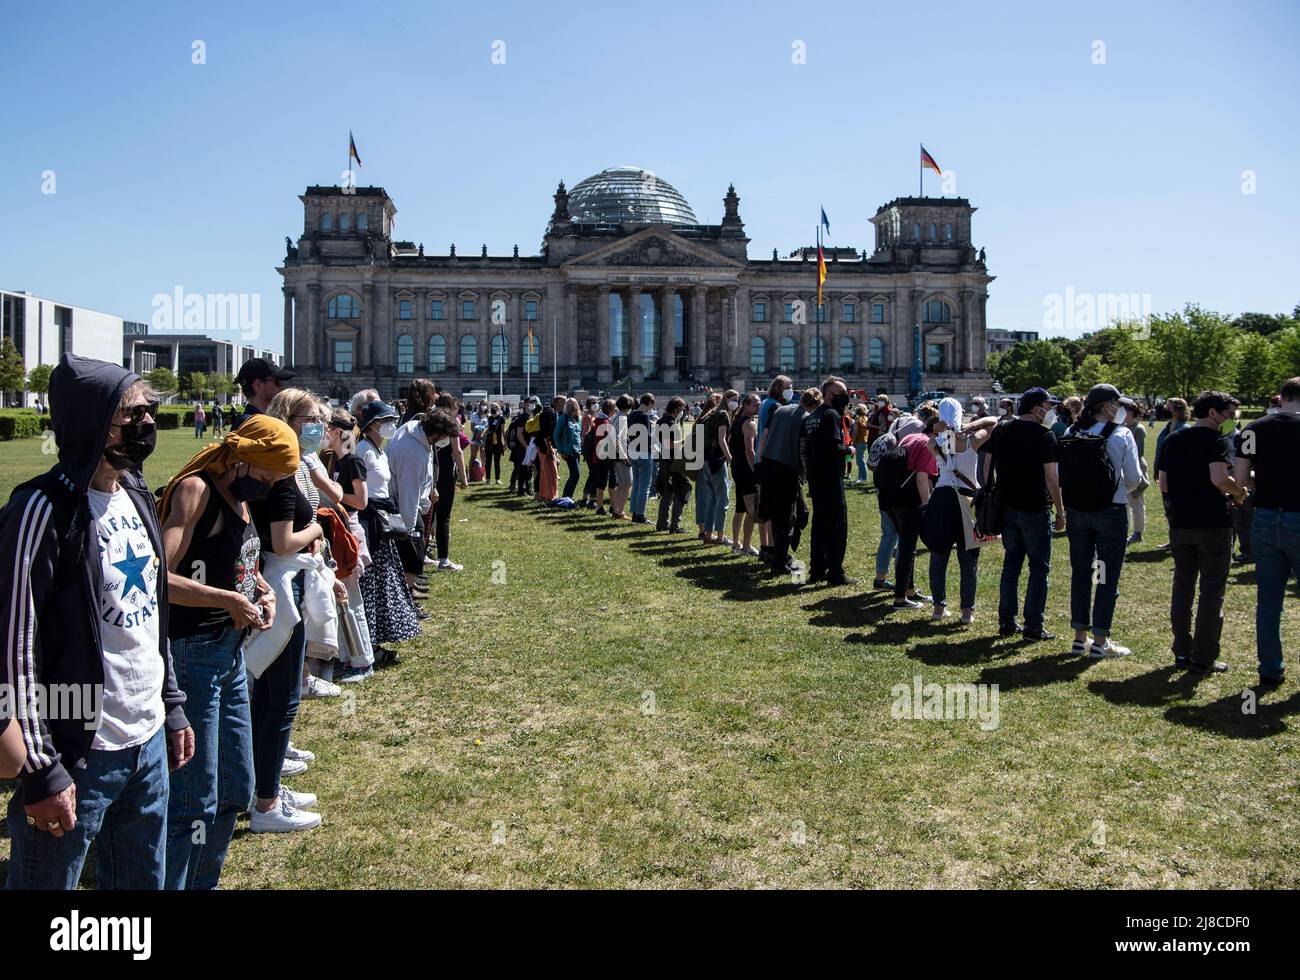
[0,351,1296,891]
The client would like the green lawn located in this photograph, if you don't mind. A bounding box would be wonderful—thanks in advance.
[1,427,1298,888]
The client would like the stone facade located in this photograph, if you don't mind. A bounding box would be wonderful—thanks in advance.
[277,171,995,402]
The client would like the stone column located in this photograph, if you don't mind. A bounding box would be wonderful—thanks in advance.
[733,284,750,380]
[799,294,812,373]
[509,292,522,372]
[976,292,988,371]
[691,286,707,381]
[305,283,321,371]
[564,285,577,385]
[282,286,293,363]
[958,290,972,374]
[626,286,643,382]
[722,286,738,378]
[659,288,676,383]
[596,285,611,384]
[828,292,841,375]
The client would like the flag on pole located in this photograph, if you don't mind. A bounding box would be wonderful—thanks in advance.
[349,131,362,168]
[816,226,827,310]
[920,145,941,176]
[527,323,535,355]
[820,207,831,237]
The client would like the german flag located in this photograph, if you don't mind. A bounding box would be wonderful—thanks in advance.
[920,145,942,176]
[817,234,827,309]
[349,130,362,168]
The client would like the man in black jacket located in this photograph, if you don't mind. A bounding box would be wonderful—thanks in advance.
[2,354,193,889]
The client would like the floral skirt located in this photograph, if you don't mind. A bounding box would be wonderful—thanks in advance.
[359,537,421,646]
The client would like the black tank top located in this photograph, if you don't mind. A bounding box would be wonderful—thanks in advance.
[169,473,261,638]
[729,416,753,476]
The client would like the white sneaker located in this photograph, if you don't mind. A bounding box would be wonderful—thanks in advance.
[281,757,308,778]
[438,559,464,572]
[249,797,322,833]
[279,787,317,810]
[302,675,342,699]
[959,609,975,625]
[932,605,951,620]
[744,546,761,557]
[285,742,315,763]
[1071,639,1090,657]
[1089,639,1132,659]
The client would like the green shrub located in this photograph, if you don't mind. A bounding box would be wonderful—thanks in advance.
[0,411,46,440]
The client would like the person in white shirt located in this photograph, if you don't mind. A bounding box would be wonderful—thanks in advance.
[1064,384,1145,659]
[388,410,461,590]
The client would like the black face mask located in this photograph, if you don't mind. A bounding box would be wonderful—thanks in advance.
[831,393,850,413]
[103,421,157,471]
[230,473,273,502]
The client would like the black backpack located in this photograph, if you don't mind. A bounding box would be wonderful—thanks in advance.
[874,444,920,510]
[1057,422,1120,512]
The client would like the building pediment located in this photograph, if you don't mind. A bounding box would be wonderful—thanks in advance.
[563,226,744,270]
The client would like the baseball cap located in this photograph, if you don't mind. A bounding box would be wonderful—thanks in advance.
[1083,383,1122,412]
[358,400,399,431]
[1019,387,1060,413]
[234,357,295,387]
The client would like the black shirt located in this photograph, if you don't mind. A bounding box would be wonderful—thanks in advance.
[1163,425,1233,529]
[1236,412,1300,511]
[333,453,368,513]
[627,409,653,459]
[701,410,731,464]
[169,474,261,638]
[250,473,314,553]
[801,405,847,484]
[980,418,1059,511]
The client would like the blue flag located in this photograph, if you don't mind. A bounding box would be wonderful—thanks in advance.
[820,207,831,237]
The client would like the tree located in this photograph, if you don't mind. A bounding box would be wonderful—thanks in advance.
[1234,332,1276,407]
[1233,312,1292,336]
[1271,327,1300,389]
[183,370,209,401]
[991,340,1073,394]
[145,366,179,397]
[0,338,26,398]
[27,363,53,402]
[1074,354,1108,393]
[1047,336,1084,369]
[211,372,236,402]
[1145,305,1238,399]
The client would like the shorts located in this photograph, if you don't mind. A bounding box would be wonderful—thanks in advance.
[613,461,633,488]
[589,459,614,490]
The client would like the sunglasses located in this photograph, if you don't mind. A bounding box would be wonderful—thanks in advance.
[118,401,159,425]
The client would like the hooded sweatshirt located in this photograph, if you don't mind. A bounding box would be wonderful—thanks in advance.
[0,354,188,801]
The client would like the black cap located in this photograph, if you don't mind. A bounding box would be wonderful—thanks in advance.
[1083,383,1122,413]
[1019,387,1060,412]
[235,357,295,387]
[358,400,399,431]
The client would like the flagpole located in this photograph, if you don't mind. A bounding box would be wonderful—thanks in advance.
[552,312,557,396]
[919,143,922,197]
[814,224,821,375]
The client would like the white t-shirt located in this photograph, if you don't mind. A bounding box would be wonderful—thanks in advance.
[357,436,392,501]
[87,487,165,750]
[935,435,980,490]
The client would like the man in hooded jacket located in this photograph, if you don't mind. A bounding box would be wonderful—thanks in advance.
[1,354,193,889]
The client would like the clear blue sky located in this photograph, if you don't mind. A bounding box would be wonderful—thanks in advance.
[3,0,1297,353]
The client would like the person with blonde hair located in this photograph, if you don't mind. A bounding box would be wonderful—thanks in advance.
[160,414,301,872]
[694,391,734,544]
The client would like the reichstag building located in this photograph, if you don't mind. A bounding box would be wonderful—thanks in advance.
[278,166,994,400]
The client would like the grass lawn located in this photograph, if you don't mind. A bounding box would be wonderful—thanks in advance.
[1,426,1298,888]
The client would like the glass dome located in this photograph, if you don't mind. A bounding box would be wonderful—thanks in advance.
[567,166,698,225]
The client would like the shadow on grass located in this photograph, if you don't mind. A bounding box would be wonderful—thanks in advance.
[805,591,894,629]
[1164,686,1300,738]
[975,651,1099,691]
[1087,665,1202,708]
[905,630,1023,667]
[1125,548,1173,564]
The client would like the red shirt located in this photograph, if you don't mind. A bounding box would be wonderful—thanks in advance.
[899,432,938,477]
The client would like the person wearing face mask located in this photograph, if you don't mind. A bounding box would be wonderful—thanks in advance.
[555,398,584,501]
[159,414,299,876]
[754,376,793,559]
[322,409,376,683]
[728,393,762,555]
[694,391,735,544]
[2,354,194,889]
[655,397,692,532]
[1058,384,1144,658]
[799,377,855,586]
[978,387,1065,642]
[1120,399,1150,546]
[1159,391,1248,675]
[389,408,460,593]
[432,393,470,568]
[353,400,422,662]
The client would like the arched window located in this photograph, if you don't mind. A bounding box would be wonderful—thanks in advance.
[321,212,334,231]
[357,213,368,231]
[944,223,953,241]
[427,334,446,373]
[923,300,952,323]
[927,223,937,240]
[459,335,478,374]
[810,336,828,373]
[749,337,767,375]
[869,337,885,370]
[396,334,414,373]
[522,332,540,374]
[340,213,351,232]
[327,293,358,318]
[779,336,797,372]
[912,222,921,241]
[490,334,507,374]
[838,336,855,370]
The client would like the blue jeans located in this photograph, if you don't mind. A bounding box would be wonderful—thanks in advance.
[166,626,255,890]
[930,539,980,610]
[630,456,657,517]
[854,444,868,481]
[561,453,581,499]
[876,508,898,579]
[1066,504,1129,636]
[250,571,305,800]
[6,727,169,890]
[998,508,1052,632]
[1254,508,1300,679]
[694,461,730,533]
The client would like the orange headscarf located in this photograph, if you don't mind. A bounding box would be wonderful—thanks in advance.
[159,413,300,521]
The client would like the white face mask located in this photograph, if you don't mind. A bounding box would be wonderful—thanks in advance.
[727,399,739,412]
[1112,405,1127,426]
[378,421,398,441]
[1043,409,1058,428]
[781,388,794,402]
[435,437,451,449]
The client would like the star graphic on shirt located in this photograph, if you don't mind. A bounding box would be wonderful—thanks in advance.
[112,541,152,600]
